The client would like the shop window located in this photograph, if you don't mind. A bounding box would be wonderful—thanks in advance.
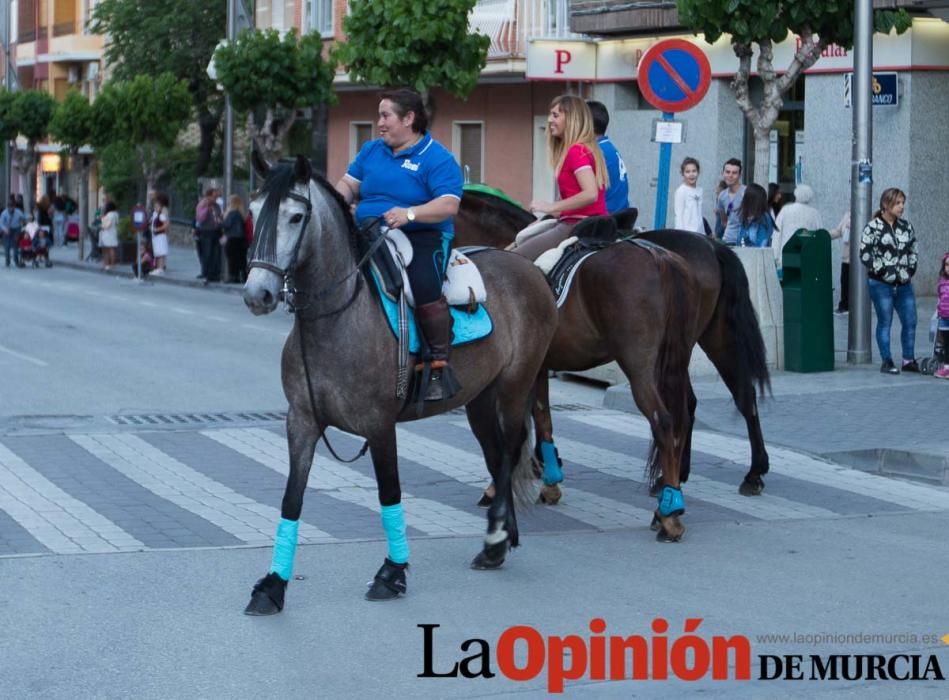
[453,122,483,184]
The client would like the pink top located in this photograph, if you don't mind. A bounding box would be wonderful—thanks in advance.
[938,276,949,320]
[557,144,607,220]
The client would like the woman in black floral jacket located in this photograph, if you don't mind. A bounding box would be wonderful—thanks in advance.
[860,187,918,374]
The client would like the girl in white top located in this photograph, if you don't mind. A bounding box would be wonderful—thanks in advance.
[673,157,704,233]
[98,201,119,270]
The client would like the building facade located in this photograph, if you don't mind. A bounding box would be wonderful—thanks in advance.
[10,0,104,204]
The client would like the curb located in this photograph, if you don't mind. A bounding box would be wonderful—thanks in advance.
[50,257,245,296]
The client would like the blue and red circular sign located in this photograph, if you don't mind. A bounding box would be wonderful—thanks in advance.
[638,39,711,113]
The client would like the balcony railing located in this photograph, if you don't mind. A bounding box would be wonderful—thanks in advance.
[470,0,581,60]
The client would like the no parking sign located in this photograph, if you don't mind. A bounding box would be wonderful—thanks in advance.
[638,40,711,228]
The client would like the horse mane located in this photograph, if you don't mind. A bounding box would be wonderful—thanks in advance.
[463,189,535,229]
[251,160,361,264]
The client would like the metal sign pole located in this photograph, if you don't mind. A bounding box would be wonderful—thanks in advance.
[848,0,873,364]
[653,112,673,230]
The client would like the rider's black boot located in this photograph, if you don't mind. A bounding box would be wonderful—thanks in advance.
[415,297,461,401]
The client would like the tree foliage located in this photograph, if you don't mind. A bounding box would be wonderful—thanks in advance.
[676,0,911,183]
[214,29,336,161]
[335,0,490,98]
[93,73,193,191]
[48,90,96,153]
[0,90,57,204]
[90,0,227,174]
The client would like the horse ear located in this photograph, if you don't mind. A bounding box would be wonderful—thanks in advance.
[251,148,271,180]
[293,154,312,184]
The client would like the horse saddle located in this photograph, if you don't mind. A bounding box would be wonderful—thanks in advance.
[367,226,487,310]
[363,226,493,354]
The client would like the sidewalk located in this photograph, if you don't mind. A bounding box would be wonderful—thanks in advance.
[45,239,244,294]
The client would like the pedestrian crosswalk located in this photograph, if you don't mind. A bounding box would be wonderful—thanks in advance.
[1,410,948,558]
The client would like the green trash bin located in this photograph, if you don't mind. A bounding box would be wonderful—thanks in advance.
[782,229,834,372]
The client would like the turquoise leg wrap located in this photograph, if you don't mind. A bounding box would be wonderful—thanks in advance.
[540,441,563,486]
[381,503,409,564]
[657,485,685,517]
[269,518,300,581]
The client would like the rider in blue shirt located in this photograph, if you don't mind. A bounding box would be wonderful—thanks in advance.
[335,89,464,402]
[587,101,630,214]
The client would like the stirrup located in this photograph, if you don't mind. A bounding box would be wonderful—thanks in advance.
[414,360,461,403]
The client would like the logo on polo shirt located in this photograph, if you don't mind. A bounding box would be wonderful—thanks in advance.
[402,160,419,172]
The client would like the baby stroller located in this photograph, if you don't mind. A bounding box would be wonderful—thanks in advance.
[919,311,946,375]
[17,231,35,267]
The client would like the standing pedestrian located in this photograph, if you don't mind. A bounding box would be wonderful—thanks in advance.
[767,183,784,225]
[222,194,248,283]
[673,157,703,233]
[833,212,851,313]
[52,195,67,247]
[713,179,727,239]
[195,189,223,283]
[36,195,52,245]
[150,192,170,275]
[512,95,608,260]
[860,187,919,374]
[99,201,120,271]
[715,159,746,245]
[0,196,27,267]
[772,183,822,276]
[587,100,629,214]
[736,184,773,248]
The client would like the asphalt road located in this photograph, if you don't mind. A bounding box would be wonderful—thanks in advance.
[1,264,948,698]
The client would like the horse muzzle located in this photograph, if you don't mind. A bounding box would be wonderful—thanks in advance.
[243,269,281,315]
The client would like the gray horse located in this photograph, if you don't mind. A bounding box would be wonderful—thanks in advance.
[241,155,558,613]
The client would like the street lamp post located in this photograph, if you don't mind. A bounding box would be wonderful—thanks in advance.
[848,0,874,364]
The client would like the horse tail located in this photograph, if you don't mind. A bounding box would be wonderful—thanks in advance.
[646,247,694,487]
[714,243,771,397]
[511,398,539,510]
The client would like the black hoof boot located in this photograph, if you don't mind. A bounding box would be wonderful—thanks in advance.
[244,572,287,616]
[739,475,765,496]
[365,558,408,601]
[476,490,494,508]
[471,538,508,570]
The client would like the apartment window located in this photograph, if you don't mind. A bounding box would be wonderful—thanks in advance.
[83,0,99,34]
[350,122,373,158]
[452,122,484,184]
[18,0,35,42]
[54,0,78,37]
[308,0,333,38]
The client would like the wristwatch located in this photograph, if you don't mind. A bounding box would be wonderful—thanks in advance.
[406,207,416,223]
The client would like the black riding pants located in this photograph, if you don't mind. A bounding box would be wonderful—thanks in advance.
[406,230,451,306]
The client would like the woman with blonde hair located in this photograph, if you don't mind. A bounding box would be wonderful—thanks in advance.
[512,95,609,259]
[222,193,248,283]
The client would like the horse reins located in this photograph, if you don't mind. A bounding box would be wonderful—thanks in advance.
[248,186,389,464]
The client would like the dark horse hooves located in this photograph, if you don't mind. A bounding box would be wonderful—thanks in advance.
[651,513,686,543]
[365,558,408,601]
[470,539,508,570]
[244,572,287,616]
[476,491,493,508]
[739,475,765,496]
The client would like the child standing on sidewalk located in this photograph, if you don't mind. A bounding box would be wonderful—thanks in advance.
[936,252,949,379]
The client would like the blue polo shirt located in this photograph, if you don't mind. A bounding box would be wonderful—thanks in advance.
[598,135,629,214]
[346,132,463,236]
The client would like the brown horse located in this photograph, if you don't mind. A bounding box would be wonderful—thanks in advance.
[455,189,771,500]
[459,194,701,541]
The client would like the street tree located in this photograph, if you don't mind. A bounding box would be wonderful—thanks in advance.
[676,0,911,184]
[49,91,97,256]
[92,73,193,196]
[214,29,336,162]
[0,90,57,207]
[90,0,226,175]
[334,0,490,116]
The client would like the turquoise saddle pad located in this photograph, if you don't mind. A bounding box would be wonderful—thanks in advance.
[369,270,493,353]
